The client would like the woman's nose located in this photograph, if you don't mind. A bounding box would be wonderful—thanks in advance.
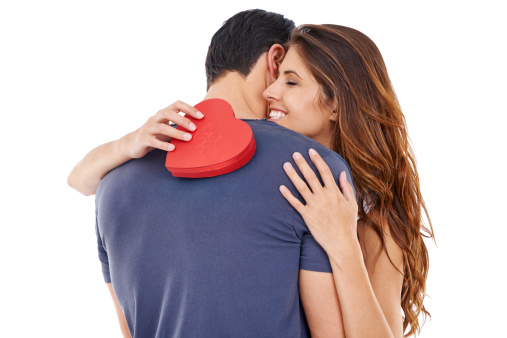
[263,83,280,102]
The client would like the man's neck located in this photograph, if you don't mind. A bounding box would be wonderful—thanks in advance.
[204,73,266,120]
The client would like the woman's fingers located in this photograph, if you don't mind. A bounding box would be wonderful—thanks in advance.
[290,152,324,195]
[170,100,205,120]
[279,185,306,215]
[159,110,197,132]
[160,100,204,122]
[282,161,314,203]
[128,100,204,157]
[149,123,193,143]
[142,99,207,151]
[146,137,175,152]
[339,171,356,205]
[308,148,339,190]
[156,100,204,132]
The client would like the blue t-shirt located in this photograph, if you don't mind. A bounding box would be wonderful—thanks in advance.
[96,119,354,337]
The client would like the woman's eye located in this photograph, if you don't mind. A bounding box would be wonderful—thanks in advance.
[285,81,298,86]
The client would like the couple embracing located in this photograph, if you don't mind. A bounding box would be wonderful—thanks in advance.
[69,9,433,338]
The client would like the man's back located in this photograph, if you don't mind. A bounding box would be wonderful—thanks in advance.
[96,119,353,337]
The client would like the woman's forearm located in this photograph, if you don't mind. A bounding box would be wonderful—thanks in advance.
[67,101,205,196]
[67,132,135,196]
[328,242,395,338]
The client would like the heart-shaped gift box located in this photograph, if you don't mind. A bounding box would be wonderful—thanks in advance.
[165,98,256,178]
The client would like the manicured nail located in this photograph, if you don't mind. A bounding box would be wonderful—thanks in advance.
[195,111,204,118]
[188,122,196,131]
[183,133,192,141]
[167,144,175,151]
[293,152,302,160]
[283,162,292,170]
[279,185,287,193]
[309,148,317,156]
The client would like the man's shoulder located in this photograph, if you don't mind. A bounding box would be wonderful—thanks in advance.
[96,149,166,197]
[246,119,327,146]
[245,119,348,168]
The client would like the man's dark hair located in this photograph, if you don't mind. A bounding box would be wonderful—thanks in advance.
[205,9,295,90]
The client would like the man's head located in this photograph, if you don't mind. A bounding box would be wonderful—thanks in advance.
[205,9,295,90]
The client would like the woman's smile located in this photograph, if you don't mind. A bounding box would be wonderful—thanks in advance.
[268,108,287,121]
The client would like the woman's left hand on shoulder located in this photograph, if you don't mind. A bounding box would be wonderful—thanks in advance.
[280,149,359,253]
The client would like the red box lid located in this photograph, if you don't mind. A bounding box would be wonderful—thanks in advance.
[165,99,256,178]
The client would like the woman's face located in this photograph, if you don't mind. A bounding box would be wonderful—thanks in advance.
[263,48,336,149]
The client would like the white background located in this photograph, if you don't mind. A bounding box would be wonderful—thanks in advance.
[1,0,505,337]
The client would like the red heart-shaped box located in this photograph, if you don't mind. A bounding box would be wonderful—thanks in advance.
[165,98,256,178]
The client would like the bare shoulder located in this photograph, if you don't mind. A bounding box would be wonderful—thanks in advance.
[357,217,404,275]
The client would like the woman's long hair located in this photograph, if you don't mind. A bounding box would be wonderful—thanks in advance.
[290,24,434,337]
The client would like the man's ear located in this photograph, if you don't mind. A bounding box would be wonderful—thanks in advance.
[267,44,286,80]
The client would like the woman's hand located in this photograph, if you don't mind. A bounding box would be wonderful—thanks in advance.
[279,148,358,253]
[122,100,204,159]
[68,100,203,196]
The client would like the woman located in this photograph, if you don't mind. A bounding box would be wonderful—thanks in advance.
[264,25,434,337]
[69,24,433,337]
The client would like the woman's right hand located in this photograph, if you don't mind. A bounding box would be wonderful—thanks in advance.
[122,100,204,159]
[68,100,204,196]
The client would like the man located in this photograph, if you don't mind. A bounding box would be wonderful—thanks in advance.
[96,9,351,337]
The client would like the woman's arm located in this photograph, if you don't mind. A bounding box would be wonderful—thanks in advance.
[325,223,403,338]
[281,149,403,337]
[298,225,403,338]
[67,101,204,196]
[298,269,346,337]
[107,283,131,338]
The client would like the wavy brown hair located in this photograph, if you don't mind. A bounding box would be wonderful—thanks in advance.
[290,24,434,336]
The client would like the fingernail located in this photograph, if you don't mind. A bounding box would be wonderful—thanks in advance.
[344,171,347,179]
[293,152,302,160]
[279,185,287,193]
[168,144,175,151]
[283,162,292,170]
[309,148,317,156]
[196,111,204,118]
[183,133,192,141]
[188,122,196,131]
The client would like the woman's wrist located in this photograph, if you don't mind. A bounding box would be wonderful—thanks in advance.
[326,237,364,272]
[117,131,136,159]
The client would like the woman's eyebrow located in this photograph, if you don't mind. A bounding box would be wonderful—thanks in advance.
[283,70,302,79]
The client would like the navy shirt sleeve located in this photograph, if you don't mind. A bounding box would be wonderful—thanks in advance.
[95,217,111,283]
[299,224,333,272]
